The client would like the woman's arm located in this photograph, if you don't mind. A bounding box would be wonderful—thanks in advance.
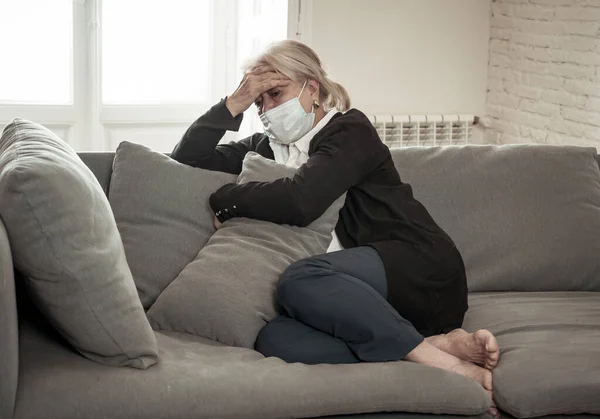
[210,111,387,226]
[172,68,291,174]
[171,99,254,174]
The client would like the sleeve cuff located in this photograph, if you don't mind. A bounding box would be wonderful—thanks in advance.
[212,97,244,132]
[210,187,239,222]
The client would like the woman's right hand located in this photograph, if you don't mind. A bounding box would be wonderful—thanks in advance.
[225,66,291,117]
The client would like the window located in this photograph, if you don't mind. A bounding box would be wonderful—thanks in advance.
[101,0,211,105]
[0,0,73,104]
[236,0,289,139]
[0,0,305,151]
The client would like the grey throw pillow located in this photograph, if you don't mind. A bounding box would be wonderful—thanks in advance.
[108,141,237,309]
[390,144,600,292]
[147,152,346,348]
[0,119,158,369]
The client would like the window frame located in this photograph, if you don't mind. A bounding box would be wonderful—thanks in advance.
[0,0,312,150]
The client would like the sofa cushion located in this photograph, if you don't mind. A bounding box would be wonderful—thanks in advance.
[13,317,492,419]
[78,152,115,196]
[463,292,600,418]
[0,220,18,419]
[108,141,237,309]
[0,119,158,369]
[391,145,600,292]
[147,152,345,348]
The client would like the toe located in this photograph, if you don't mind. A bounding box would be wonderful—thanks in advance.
[486,356,500,370]
[486,346,500,370]
[487,407,500,419]
[485,390,499,418]
[481,369,493,391]
[476,329,499,352]
[485,390,495,405]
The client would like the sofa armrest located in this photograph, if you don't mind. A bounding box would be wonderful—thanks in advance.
[0,219,18,419]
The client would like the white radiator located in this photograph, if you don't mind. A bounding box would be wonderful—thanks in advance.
[369,114,477,148]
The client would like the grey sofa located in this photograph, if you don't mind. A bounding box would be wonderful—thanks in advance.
[2,144,600,419]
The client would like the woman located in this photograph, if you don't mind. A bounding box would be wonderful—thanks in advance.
[172,40,499,416]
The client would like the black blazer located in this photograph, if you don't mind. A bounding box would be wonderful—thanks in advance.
[171,99,468,337]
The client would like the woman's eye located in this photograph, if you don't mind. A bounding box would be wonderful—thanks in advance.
[270,91,280,98]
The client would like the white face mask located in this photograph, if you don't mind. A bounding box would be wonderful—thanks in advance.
[260,81,315,145]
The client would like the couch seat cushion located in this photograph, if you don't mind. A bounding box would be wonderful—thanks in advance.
[14,317,492,419]
[463,292,600,418]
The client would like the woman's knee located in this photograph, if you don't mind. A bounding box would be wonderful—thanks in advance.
[254,317,286,357]
[254,316,308,360]
[276,257,332,306]
[277,257,331,291]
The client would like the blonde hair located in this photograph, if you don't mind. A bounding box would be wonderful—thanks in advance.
[244,40,351,112]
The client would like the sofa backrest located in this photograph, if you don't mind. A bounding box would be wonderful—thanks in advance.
[79,145,600,293]
[79,153,115,197]
[391,144,600,293]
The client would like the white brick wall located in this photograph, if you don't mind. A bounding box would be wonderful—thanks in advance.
[484,0,600,145]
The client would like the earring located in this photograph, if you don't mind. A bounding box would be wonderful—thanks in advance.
[313,99,320,108]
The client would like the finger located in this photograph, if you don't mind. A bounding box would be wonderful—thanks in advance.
[254,73,290,90]
[260,78,291,92]
[274,79,293,88]
[250,65,276,75]
[254,71,287,83]
[243,72,276,91]
[240,66,270,84]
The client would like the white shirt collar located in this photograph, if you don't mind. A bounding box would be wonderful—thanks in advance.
[268,108,340,168]
[293,108,340,155]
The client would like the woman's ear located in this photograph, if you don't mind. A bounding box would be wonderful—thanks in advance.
[308,79,320,100]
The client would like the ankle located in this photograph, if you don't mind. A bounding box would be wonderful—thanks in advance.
[425,334,449,352]
[405,341,463,371]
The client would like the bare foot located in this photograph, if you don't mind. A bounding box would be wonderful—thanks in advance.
[405,341,497,415]
[488,408,500,418]
[405,341,498,418]
[451,361,499,418]
[449,358,493,390]
[487,402,500,419]
[449,363,499,418]
[427,329,500,370]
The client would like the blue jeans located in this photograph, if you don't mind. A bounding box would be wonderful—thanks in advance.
[255,246,424,364]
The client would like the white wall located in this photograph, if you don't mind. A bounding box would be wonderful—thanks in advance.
[309,0,492,117]
[484,0,600,146]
